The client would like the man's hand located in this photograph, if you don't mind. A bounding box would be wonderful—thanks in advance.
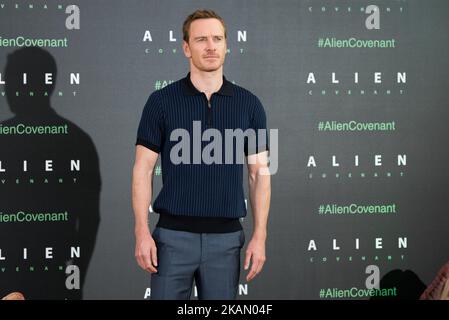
[244,234,266,282]
[135,229,158,273]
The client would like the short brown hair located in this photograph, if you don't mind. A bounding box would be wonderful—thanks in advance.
[182,9,227,42]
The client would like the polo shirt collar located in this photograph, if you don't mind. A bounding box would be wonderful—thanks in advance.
[182,72,233,96]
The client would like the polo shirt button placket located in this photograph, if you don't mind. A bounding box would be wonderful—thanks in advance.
[205,94,213,128]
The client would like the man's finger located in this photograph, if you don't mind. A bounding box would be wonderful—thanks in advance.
[137,251,149,269]
[146,266,157,273]
[246,260,260,282]
[244,251,252,270]
[144,254,157,273]
[254,259,265,276]
[136,254,145,270]
[151,247,158,267]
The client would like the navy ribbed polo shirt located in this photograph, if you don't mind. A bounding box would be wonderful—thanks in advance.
[136,72,268,232]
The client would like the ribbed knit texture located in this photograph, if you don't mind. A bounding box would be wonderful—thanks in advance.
[136,74,268,218]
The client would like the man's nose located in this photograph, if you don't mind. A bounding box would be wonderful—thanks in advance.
[205,38,216,51]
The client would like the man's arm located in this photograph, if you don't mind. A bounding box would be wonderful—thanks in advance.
[132,145,159,273]
[244,150,271,282]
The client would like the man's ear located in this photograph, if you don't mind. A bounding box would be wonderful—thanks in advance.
[182,40,191,58]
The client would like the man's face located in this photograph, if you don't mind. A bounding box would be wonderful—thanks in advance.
[183,18,227,72]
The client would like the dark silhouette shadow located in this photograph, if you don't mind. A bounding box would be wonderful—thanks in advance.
[370,269,426,300]
[0,47,101,299]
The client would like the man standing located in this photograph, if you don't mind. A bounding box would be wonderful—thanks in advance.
[132,9,271,300]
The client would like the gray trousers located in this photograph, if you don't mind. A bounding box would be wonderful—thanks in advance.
[150,227,245,300]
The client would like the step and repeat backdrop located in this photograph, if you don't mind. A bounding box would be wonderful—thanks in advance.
[0,0,448,299]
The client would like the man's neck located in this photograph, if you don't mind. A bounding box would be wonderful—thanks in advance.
[189,69,223,100]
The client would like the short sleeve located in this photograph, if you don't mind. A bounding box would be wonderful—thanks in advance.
[135,92,164,153]
[245,96,269,156]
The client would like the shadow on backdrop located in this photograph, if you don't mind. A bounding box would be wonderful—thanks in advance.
[370,269,426,300]
[0,47,101,299]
